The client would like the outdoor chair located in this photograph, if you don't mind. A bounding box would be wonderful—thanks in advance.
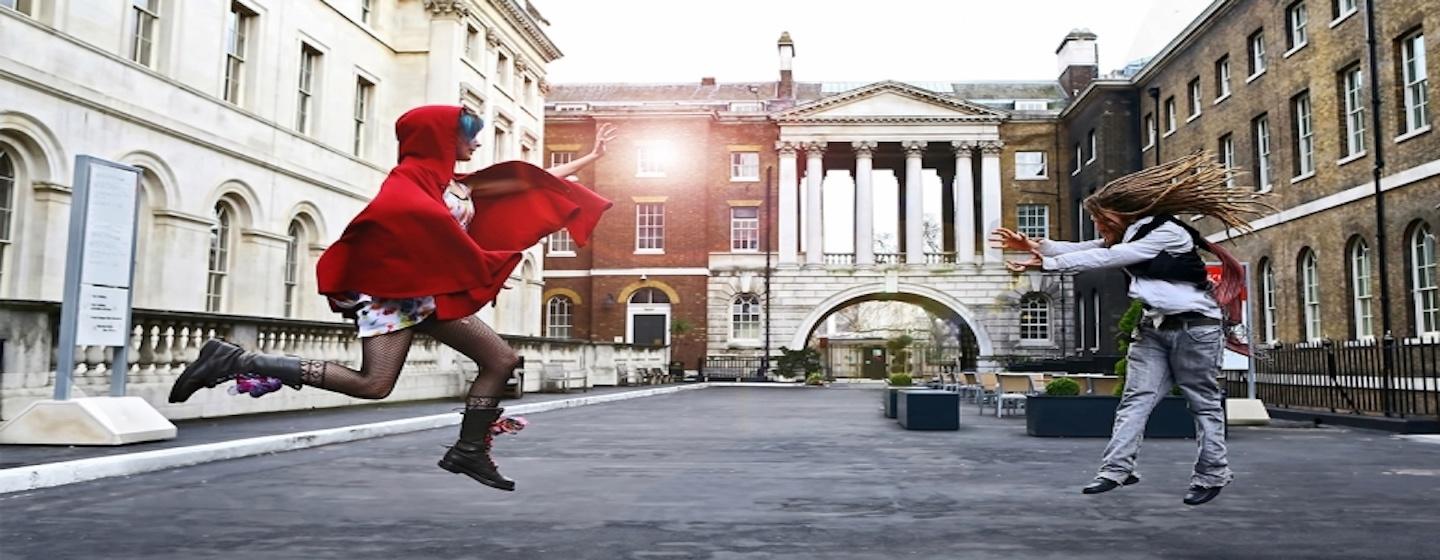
[996,374,1034,418]
[975,372,1001,414]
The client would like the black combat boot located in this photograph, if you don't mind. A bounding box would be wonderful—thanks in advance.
[437,407,516,491]
[168,339,303,403]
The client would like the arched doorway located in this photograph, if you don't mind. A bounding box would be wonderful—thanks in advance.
[628,287,671,347]
[788,282,995,374]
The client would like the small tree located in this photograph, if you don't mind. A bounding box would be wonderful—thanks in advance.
[776,346,822,378]
[1112,300,1145,396]
[886,335,915,374]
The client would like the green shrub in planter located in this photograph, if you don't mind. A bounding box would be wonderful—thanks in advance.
[1044,377,1081,396]
[887,373,913,386]
[805,373,825,386]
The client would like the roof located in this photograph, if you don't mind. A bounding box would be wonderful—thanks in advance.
[548,80,1066,105]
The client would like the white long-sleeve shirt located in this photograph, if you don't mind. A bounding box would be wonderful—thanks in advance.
[1038,216,1220,321]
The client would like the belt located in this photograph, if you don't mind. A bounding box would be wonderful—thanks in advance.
[1156,311,1223,330]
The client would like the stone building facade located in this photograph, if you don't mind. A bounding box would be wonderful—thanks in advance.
[1062,0,1439,348]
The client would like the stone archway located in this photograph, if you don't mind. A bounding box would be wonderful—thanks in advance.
[787,282,995,360]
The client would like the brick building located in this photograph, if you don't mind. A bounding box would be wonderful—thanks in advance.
[1062,0,1438,352]
[543,34,1084,371]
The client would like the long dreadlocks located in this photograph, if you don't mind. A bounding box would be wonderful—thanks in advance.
[1085,151,1275,355]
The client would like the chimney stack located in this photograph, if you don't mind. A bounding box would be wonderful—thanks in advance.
[701,77,716,86]
[777,31,795,99]
[1056,28,1099,98]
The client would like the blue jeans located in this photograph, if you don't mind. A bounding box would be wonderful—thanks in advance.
[1097,322,1233,488]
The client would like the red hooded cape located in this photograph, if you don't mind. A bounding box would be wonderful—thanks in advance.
[316,105,611,320]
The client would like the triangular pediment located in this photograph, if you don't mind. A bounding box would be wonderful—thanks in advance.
[779,81,1007,122]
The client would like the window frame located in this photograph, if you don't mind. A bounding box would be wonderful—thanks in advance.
[1261,260,1278,344]
[1219,133,1236,188]
[731,293,762,341]
[1350,237,1374,340]
[1215,55,1232,101]
[1015,151,1047,179]
[1292,90,1315,178]
[1248,29,1267,80]
[635,202,665,253]
[545,296,574,339]
[1301,249,1323,341]
[1017,204,1049,240]
[1254,113,1272,192]
[1398,30,1430,136]
[1086,130,1097,164]
[353,76,374,157]
[1164,96,1177,134]
[730,206,760,252]
[206,202,234,313]
[296,43,322,134]
[547,228,575,256]
[130,0,161,68]
[283,221,302,318]
[729,151,760,182]
[1413,222,1438,337]
[1019,293,1052,342]
[636,144,667,177]
[1286,1,1309,54]
[222,1,254,106]
[1341,64,1366,158]
[1187,77,1202,120]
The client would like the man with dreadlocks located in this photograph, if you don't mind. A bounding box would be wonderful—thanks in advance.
[994,152,1269,506]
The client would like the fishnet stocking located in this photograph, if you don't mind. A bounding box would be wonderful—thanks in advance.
[298,329,415,399]
[415,315,517,409]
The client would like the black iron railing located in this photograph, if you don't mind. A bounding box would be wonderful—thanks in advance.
[701,355,769,381]
[1222,338,1439,419]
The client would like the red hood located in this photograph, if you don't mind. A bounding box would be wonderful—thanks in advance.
[392,105,463,197]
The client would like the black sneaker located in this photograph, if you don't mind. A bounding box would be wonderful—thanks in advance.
[1183,485,1223,505]
[1081,474,1140,494]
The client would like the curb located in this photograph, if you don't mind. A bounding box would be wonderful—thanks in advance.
[1397,435,1440,445]
[0,383,711,495]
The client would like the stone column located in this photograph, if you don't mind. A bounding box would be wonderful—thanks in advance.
[979,140,1005,264]
[952,141,977,265]
[804,141,826,266]
[852,141,876,266]
[776,141,799,265]
[424,0,468,103]
[902,141,926,265]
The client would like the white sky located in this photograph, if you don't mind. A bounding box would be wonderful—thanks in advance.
[540,0,1213,84]
[536,0,1213,252]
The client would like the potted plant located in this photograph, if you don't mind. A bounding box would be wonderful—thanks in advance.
[776,346,821,382]
[882,372,914,418]
[1026,300,1194,438]
[804,373,826,386]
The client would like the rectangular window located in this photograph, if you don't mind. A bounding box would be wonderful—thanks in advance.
[492,121,510,163]
[283,227,299,318]
[1086,130,1097,163]
[1077,295,1087,351]
[360,0,372,23]
[223,2,254,105]
[550,151,575,168]
[1017,204,1049,239]
[520,143,533,164]
[555,103,589,112]
[1303,253,1323,340]
[728,101,764,112]
[495,51,510,88]
[546,297,572,339]
[1263,265,1278,343]
[1287,1,1309,51]
[1341,64,1366,157]
[0,0,35,16]
[636,203,665,251]
[1144,113,1156,147]
[523,75,535,107]
[1020,295,1051,341]
[730,206,760,252]
[296,44,321,134]
[1216,55,1232,99]
[1254,113,1272,191]
[1072,143,1081,174]
[465,25,479,61]
[1015,151,1046,179]
[732,294,762,341]
[1249,29,1267,77]
[1332,0,1357,21]
[547,228,575,255]
[1090,291,1101,351]
[1352,242,1374,339]
[1293,91,1314,176]
[1219,133,1236,188]
[1399,31,1430,134]
[1164,97,1177,133]
[1015,100,1048,111]
[730,152,759,181]
[1188,78,1202,119]
[353,77,373,156]
[130,0,161,67]
[637,145,666,176]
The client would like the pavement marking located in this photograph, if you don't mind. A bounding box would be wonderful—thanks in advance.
[1396,434,1440,446]
[0,383,712,495]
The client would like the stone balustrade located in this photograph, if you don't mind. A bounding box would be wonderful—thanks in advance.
[0,300,669,421]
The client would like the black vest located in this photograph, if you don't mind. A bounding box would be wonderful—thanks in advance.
[1122,215,1211,289]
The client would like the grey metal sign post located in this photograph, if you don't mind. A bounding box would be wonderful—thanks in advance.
[54,156,142,401]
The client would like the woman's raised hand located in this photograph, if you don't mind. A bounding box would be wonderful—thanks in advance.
[988,227,1039,252]
[592,123,618,157]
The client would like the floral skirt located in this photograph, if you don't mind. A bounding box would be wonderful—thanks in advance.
[353,295,437,338]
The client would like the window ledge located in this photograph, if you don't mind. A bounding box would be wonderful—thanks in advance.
[1283,42,1308,59]
[1290,171,1316,184]
[1245,70,1266,84]
[1015,176,1050,181]
[1085,157,1095,165]
[1329,9,1357,28]
[1018,340,1056,349]
[1213,93,1231,105]
[1395,125,1432,145]
[1257,184,1274,194]
[730,249,760,254]
[1336,150,1367,167]
[1070,168,1081,177]
[726,340,763,349]
[547,251,576,257]
[1186,112,1201,123]
[730,177,760,183]
[1142,142,1155,152]
[634,249,665,255]
[1163,129,1176,138]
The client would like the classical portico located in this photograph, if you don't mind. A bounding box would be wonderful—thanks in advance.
[774,81,1008,268]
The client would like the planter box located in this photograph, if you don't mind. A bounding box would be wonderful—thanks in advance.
[882,386,917,418]
[897,390,960,430]
[1026,395,1195,438]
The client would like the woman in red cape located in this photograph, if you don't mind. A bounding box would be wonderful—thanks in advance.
[168,105,616,491]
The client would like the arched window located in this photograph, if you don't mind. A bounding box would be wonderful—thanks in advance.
[0,150,15,291]
[207,202,234,312]
[629,287,669,304]
[284,220,303,317]
[1300,249,1322,341]
[545,296,573,338]
[1260,259,1277,343]
[732,293,761,340]
[1019,293,1050,341]
[1412,222,1438,337]
[1348,237,1374,339]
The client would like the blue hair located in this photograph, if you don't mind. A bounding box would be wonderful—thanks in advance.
[459,111,485,139]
